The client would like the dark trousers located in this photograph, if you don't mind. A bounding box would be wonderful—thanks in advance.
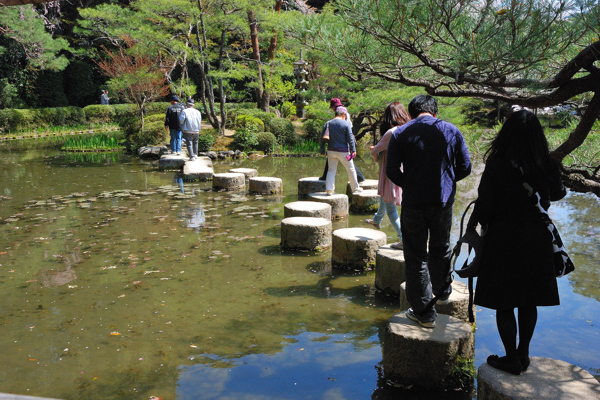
[401,204,454,322]
[320,159,365,182]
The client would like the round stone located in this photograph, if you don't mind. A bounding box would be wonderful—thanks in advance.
[399,280,474,323]
[212,173,246,191]
[308,192,349,219]
[298,177,326,198]
[478,357,600,400]
[350,189,380,213]
[346,179,378,196]
[229,168,258,179]
[375,244,406,296]
[280,217,332,251]
[331,227,387,269]
[249,177,282,194]
[382,313,475,390]
[284,201,332,220]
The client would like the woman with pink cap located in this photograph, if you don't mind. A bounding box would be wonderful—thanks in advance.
[319,98,365,182]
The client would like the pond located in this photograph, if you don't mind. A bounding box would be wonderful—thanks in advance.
[0,146,599,400]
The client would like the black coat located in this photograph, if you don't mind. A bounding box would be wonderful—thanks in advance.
[470,158,566,310]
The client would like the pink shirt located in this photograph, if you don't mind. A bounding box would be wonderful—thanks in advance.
[370,128,402,205]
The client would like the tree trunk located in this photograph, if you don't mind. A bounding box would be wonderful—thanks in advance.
[247,10,265,111]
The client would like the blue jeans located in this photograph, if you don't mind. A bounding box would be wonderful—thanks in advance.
[401,204,453,323]
[373,198,402,240]
[170,129,182,152]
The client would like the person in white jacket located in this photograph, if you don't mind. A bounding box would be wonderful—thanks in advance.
[179,98,202,161]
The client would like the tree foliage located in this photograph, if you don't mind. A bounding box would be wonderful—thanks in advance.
[292,0,600,192]
[95,36,169,130]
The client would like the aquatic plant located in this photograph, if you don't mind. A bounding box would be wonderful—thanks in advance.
[61,133,125,152]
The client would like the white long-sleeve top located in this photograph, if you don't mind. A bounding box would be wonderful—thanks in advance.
[179,107,202,134]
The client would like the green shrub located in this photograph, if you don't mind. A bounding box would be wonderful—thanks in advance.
[12,109,35,131]
[127,120,166,151]
[145,102,171,115]
[305,101,331,121]
[144,113,165,124]
[303,118,325,142]
[64,107,86,126]
[277,101,296,118]
[270,117,297,146]
[83,105,115,124]
[198,132,215,152]
[255,131,277,154]
[112,104,138,121]
[234,115,264,131]
[233,127,259,151]
[0,109,20,132]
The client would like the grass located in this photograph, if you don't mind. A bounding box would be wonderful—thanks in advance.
[278,139,321,154]
[61,133,125,152]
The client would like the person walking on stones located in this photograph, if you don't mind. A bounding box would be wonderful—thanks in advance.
[321,106,362,196]
[164,95,185,155]
[100,90,110,105]
[319,98,365,183]
[365,102,411,250]
[467,110,566,375]
[386,94,471,328]
[179,98,202,161]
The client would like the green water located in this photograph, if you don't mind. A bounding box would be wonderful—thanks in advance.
[0,149,599,400]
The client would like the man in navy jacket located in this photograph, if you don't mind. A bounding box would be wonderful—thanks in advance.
[386,95,471,328]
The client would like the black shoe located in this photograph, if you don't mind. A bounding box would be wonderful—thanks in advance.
[519,355,530,372]
[487,355,522,375]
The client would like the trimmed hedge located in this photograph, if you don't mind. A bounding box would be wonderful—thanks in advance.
[270,117,297,146]
[234,115,264,132]
[303,118,325,142]
[198,132,215,152]
[255,131,277,154]
[0,102,173,133]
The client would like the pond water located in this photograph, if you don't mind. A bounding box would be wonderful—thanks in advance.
[0,147,599,400]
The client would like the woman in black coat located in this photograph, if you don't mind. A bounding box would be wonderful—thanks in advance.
[468,110,566,375]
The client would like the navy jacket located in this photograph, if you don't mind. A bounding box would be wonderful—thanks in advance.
[386,115,471,206]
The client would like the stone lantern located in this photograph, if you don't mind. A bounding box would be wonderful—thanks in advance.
[293,50,309,118]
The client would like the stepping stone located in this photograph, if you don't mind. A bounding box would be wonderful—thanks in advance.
[158,154,186,170]
[249,177,282,194]
[332,227,387,269]
[284,201,331,220]
[478,357,600,400]
[382,312,475,390]
[375,244,405,296]
[298,177,326,198]
[212,173,245,191]
[308,192,349,219]
[183,156,213,181]
[350,189,380,213]
[280,217,332,251]
[229,168,258,180]
[346,179,378,196]
[399,280,473,323]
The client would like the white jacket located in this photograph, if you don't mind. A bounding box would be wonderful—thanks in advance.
[179,107,202,134]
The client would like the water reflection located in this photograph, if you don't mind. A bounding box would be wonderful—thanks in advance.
[0,148,598,399]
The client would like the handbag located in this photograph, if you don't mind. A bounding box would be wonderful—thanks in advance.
[449,199,485,323]
[520,178,574,277]
[321,122,330,144]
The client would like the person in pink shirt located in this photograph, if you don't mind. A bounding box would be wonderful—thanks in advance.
[365,102,411,249]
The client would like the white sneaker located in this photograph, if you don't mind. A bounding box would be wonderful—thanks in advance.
[326,190,334,196]
[353,187,363,193]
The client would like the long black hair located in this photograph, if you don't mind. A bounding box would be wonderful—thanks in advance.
[486,110,558,176]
